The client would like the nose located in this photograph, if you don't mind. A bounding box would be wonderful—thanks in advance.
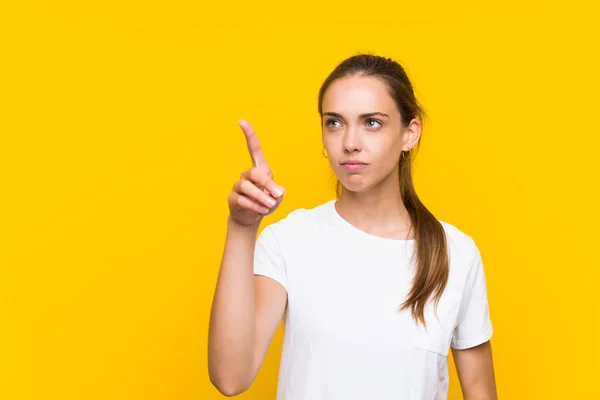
[342,125,362,154]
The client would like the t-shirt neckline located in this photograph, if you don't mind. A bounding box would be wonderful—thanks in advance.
[325,199,416,245]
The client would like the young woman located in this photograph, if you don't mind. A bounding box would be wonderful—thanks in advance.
[208,54,498,399]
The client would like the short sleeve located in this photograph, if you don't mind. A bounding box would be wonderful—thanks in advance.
[451,240,493,349]
[253,225,288,292]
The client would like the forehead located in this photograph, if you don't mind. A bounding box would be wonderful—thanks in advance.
[322,75,397,115]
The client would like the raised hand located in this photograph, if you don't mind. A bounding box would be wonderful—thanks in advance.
[228,120,285,226]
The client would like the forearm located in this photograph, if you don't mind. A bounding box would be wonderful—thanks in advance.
[208,216,261,393]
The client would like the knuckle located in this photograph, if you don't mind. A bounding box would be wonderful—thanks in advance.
[256,171,267,184]
[249,167,259,180]
[229,193,239,206]
[239,179,252,193]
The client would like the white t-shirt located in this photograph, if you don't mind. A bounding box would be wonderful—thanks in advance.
[254,199,493,400]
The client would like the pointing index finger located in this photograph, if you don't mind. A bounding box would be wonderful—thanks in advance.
[239,120,270,171]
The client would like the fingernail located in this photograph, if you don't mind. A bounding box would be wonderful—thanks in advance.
[273,187,284,197]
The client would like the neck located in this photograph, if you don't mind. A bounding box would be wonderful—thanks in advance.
[335,173,414,241]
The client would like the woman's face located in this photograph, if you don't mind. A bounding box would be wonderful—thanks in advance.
[321,74,420,193]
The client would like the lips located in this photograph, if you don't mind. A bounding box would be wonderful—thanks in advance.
[340,162,368,172]
[340,160,368,165]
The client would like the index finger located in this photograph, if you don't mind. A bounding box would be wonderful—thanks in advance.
[239,120,270,171]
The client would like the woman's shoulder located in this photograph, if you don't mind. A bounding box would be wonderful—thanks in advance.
[438,219,481,267]
[261,199,334,236]
[439,219,475,245]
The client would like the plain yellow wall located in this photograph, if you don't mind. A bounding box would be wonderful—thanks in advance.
[1,1,598,399]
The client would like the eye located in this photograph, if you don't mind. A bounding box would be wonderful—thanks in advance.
[366,118,382,128]
[325,118,341,128]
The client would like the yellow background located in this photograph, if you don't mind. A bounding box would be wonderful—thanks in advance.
[2,1,598,399]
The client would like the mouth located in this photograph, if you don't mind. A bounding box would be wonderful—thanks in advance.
[340,161,369,172]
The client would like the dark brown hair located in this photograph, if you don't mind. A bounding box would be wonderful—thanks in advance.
[318,53,449,328]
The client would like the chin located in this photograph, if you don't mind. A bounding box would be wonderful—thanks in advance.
[338,177,371,193]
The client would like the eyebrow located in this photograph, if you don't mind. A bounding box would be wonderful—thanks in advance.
[322,112,389,119]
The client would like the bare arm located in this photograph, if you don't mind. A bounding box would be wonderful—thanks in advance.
[208,120,287,396]
[452,340,498,400]
[208,217,287,396]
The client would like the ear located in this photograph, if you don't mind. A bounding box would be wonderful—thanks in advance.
[402,118,422,149]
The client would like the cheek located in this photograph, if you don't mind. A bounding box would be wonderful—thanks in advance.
[371,136,401,163]
[322,136,335,154]
[379,151,402,176]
